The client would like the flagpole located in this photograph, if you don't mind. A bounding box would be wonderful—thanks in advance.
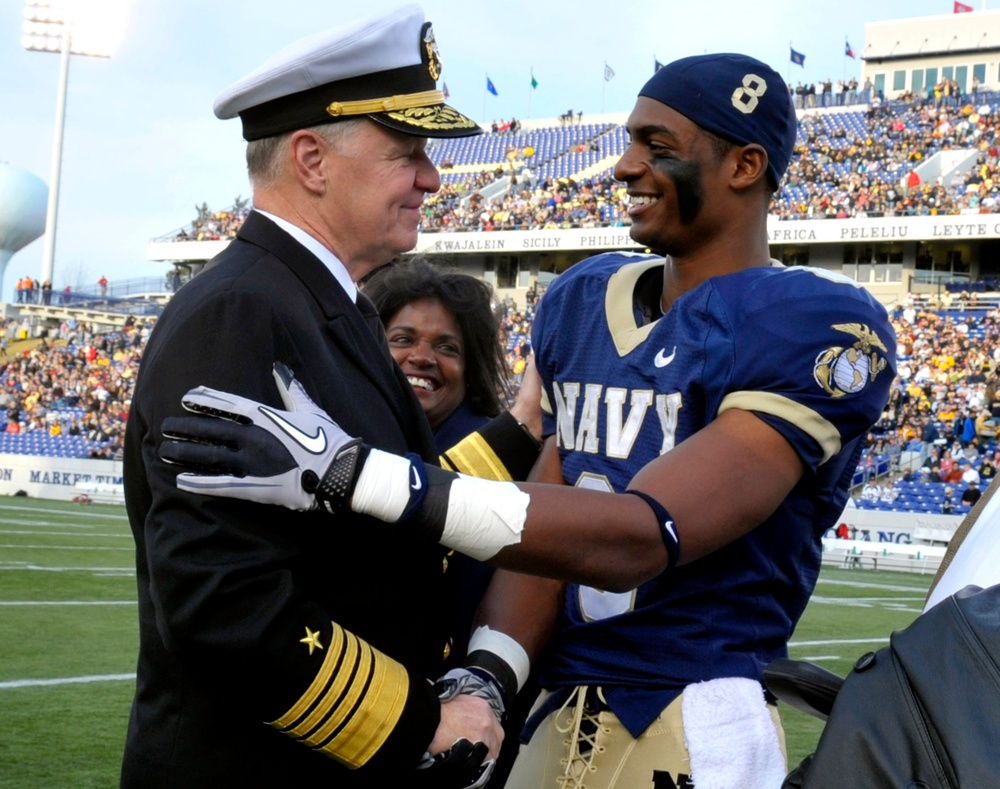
[483,72,487,126]
[528,68,533,119]
[602,62,607,114]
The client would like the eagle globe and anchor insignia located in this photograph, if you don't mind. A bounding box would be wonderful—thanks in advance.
[813,323,889,398]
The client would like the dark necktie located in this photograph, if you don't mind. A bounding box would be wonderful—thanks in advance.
[356,291,387,345]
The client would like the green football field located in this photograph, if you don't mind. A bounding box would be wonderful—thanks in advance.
[0,496,933,787]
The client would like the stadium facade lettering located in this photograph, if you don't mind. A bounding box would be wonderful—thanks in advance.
[769,228,818,242]
[522,237,561,248]
[0,468,11,481]
[931,222,995,237]
[580,233,634,247]
[26,470,123,486]
[431,238,507,252]
[839,226,909,240]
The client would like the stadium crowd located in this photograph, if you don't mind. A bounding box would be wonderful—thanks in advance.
[169,91,1000,243]
[15,93,1000,482]
[853,294,1000,513]
[6,269,1000,516]
[0,315,153,459]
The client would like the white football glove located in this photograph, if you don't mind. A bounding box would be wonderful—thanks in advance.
[160,363,365,513]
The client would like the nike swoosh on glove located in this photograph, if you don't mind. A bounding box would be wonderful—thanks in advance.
[159,362,365,513]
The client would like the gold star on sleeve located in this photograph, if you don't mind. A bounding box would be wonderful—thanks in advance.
[300,626,324,655]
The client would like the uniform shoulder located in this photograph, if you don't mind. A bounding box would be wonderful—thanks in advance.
[546,252,661,296]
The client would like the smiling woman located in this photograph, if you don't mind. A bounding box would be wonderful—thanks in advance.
[362,256,537,788]
[363,257,513,451]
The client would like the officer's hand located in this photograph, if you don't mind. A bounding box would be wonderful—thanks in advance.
[416,693,503,788]
[160,363,364,513]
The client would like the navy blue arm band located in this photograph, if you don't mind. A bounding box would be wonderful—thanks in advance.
[624,489,681,568]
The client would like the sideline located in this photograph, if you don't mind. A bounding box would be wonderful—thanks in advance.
[0,600,134,606]
[0,673,135,690]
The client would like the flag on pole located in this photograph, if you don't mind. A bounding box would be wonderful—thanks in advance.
[790,47,806,66]
[654,57,664,73]
[530,68,538,90]
[487,75,498,96]
[954,1,973,12]
[604,62,615,81]
[443,82,450,99]
[845,39,855,59]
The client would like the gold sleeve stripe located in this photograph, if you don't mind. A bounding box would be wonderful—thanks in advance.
[439,432,512,481]
[718,391,842,465]
[266,623,409,769]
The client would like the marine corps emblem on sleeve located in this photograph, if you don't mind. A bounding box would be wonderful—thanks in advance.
[813,323,889,398]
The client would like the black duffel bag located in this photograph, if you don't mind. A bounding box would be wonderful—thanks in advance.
[767,584,1000,788]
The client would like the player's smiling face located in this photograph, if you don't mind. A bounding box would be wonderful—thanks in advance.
[385,297,466,429]
[615,97,729,256]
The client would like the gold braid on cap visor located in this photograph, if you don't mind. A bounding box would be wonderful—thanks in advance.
[326,89,445,117]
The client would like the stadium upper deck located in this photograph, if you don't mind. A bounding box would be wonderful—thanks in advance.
[150,90,1000,309]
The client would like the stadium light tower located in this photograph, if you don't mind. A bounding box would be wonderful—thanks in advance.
[22,0,129,289]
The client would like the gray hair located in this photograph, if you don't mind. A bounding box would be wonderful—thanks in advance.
[246,119,366,188]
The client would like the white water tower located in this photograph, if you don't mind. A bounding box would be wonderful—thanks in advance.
[0,163,48,294]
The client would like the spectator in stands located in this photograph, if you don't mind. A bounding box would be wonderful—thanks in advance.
[862,479,882,503]
[962,479,983,506]
[979,454,997,483]
[962,460,982,486]
[98,275,108,296]
[880,480,899,505]
[943,486,956,513]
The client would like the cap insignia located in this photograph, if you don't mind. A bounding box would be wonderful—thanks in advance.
[423,23,442,81]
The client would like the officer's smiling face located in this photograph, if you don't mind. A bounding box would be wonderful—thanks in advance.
[325,121,441,273]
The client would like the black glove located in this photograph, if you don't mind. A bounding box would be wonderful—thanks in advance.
[413,667,507,789]
[415,738,493,789]
[160,363,365,513]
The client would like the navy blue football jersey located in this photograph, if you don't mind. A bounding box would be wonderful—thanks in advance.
[531,252,896,737]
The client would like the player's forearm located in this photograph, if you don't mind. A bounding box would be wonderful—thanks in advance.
[352,450,670,591]
[473,570,564,665]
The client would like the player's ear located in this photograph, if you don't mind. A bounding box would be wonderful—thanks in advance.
[730,143,769,192]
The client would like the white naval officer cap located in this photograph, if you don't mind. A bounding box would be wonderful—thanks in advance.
[213,4,481,141]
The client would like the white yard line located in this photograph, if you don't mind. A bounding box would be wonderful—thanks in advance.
[0,673,135,689]
[0,544,133,551]
[0,530,130,538]
[0,600,134,606]
[0,505,127,520]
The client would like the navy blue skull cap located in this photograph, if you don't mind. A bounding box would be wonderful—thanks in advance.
[639,53,797,188]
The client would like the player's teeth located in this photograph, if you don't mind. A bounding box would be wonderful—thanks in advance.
[407,376,432,390]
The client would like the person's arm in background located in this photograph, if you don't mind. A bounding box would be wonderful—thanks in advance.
[463,436,567,702]
[439,356,543,483]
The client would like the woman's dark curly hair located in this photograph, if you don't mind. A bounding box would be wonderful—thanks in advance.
[363,258,511,418]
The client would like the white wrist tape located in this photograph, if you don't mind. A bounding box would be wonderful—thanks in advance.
[439,474,529,561]
[350,449,413,521]
[468,626,531,692]
[351,449,529,562]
